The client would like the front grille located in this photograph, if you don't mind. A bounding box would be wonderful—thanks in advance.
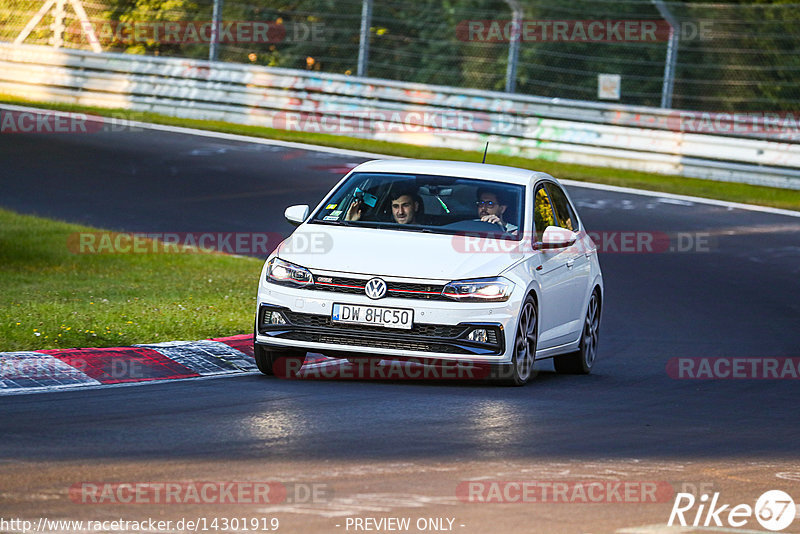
[313,276,365,296]
[277,331,472,354]
[311,275,448,301]
[282,310,468,338]
[386,282,446,299]
[259,306,503,356]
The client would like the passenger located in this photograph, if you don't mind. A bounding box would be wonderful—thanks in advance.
[389,189,420,225]
[476,188,517,233]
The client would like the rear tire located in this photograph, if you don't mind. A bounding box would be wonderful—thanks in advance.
[554,290,600,375]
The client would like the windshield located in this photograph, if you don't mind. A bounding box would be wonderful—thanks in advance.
[310,172,525,239]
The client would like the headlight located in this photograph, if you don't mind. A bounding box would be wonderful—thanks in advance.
[442,277,514,302]
[266,258,313,287]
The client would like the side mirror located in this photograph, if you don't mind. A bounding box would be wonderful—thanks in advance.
[535,226,577,250]
[284,205,310,226]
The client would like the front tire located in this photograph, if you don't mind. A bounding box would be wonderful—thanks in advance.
[554,290,600,374]
[254,341,306,378]
[254,342,275,375]
[499,294,538,386]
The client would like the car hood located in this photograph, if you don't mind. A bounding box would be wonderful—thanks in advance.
[277,225,526,281]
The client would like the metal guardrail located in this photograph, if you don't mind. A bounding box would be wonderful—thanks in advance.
[1,43,798,189]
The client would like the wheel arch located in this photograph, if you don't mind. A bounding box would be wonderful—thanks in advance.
[591,277,603,318]
[522,283,541,328]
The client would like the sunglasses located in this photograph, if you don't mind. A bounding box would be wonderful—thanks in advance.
[475,200,497,207]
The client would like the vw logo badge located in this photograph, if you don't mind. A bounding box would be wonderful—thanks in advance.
[364,278,387,300]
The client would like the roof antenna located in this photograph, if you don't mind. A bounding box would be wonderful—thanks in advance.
[482,142,489,164]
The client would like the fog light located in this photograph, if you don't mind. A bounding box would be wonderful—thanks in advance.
[468,328,488,343]
[264,310,287,325]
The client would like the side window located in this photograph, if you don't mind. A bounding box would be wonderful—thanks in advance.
[545,183,577,231]
[533,185,556,239]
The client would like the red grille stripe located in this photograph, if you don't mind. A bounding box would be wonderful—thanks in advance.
[388,288,441,295]
[316,282,365,289]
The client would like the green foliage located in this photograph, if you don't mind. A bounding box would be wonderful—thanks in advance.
[99,0,203,55]
[0,208,261,351]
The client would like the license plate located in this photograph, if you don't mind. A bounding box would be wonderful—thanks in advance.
[331,303,413,330]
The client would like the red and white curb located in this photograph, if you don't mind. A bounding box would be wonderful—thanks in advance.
[0,334,261,395]
[1,333,487,394]
[0,335,351,395]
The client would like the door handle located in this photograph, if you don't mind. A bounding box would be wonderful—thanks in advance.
[566,259,575,269]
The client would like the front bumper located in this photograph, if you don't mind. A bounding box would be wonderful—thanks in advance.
[255,281,521,364]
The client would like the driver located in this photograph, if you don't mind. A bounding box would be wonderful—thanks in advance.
[477,188,517,233]
[346,188,420,225]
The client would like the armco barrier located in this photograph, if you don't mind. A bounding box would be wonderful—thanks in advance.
[0,42,798,189]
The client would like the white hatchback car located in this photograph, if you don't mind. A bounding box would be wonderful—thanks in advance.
[255,159,603,385]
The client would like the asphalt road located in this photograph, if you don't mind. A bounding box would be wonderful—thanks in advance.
[1,113,799,533]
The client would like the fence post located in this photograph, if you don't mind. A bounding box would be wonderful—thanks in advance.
[504,0,522,93]
[652,0,679,108]
[357,0,373,77]
[49,0,67,48]
[209,0,224,62]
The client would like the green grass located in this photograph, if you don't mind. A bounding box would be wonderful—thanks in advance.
[2,93,799,211]
[0,208,262,352]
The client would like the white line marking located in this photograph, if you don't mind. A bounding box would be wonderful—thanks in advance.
[560,179,800,219]
[657,198,695,206]
[0,103,395,160]
[2,103,798,219]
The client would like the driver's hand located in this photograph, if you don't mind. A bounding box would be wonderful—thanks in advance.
[345,200,363,221]
[480,214,502,226]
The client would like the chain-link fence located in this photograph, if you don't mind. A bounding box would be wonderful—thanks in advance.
[2,0,799,112]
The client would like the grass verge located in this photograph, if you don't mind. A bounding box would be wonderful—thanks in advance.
[2,94,799,211]
[0,208,262,352]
